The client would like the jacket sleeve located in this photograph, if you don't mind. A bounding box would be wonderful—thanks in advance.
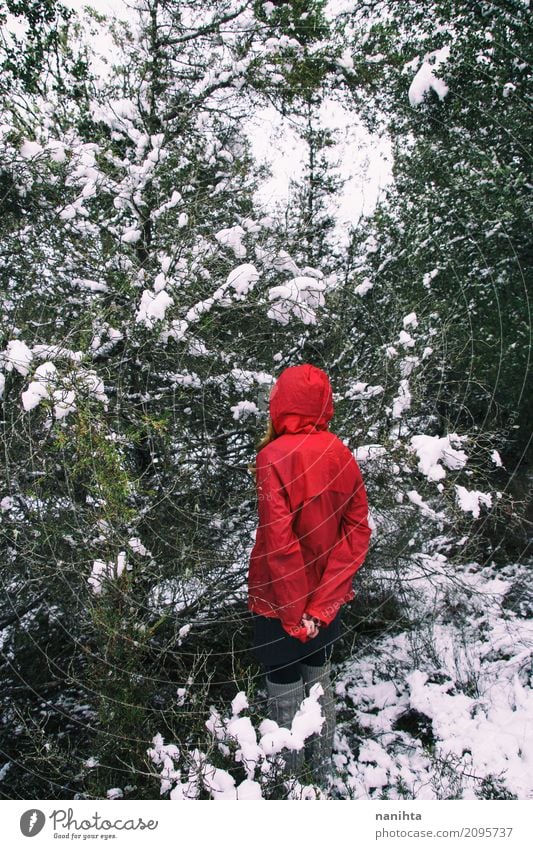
[255,451,309,641]
[304,462,371,627]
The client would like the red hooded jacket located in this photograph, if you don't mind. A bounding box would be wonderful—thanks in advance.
[247,363,372,643]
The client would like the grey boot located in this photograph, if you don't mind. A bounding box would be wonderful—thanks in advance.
[265,676,306,775]
[299,659,336,783]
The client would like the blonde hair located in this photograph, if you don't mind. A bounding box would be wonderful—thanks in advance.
[247,417,278,478]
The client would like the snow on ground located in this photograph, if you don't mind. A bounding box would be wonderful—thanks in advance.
[143,555,533,800]
[330,559,533,800]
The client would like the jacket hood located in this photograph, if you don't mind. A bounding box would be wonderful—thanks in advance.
[269,363,334,435]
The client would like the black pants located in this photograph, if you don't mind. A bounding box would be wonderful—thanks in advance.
[266,643,334,684]
[252,609,342,670]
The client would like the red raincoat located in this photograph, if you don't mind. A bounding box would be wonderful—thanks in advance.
[247,363,372,643]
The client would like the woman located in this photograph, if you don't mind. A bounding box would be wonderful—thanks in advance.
[247,363,372,783]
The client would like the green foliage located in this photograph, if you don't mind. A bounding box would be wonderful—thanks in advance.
[476,774,518,800]
[1,0,88,96]
[52,406,133,516]
[348,0,532,456]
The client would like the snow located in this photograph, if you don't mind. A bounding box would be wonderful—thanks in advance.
[346,381,384,400]
[392,379,411,419]
[59,205,78,221]
[0,762,12,782]
[231,692,249,716]
[271,250,300,276]
[88,551,127,594]
[21,361,58,411]
[227,716,257,747]
[20,139,43,159]
[336,49,354,71]
[267,276,326,325]
[423,268,439,288]
[332,553,533,799]
[355,277,373,295]
[106,787,124,800]
[407,489,445,522]
[32,343,83,362]
[167,319,188,342]
[236,779,263,800]
[226,263,259,298]
[407,667,533,799]
[81,370,108,405]
[215,225,247,258]
[150,676,328,799]
[408,46,450,107]
[363,234,378,253]
[46,139,67,163]
[135,289,173,328]
[398,329,415,348]
[3,339,33,376]
[128,537,150,556]
[355,444,387,466]
[491,449,503,467]
[52,388,77,419]
[230,400,259,421]
[403,311,418,328]
[400,355,420,377]
[122,228,142,244]
[410,433,468,481]
[177,624,191,646]
[455,485,493,518]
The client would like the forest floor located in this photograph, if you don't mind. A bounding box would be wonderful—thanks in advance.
[319,557,533,800]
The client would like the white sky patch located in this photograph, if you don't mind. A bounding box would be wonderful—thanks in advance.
[5,0,392,244]
[63,0,128,17]
[244,100,393,248]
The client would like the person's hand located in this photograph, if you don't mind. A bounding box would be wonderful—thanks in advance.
[302,613,319,639]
